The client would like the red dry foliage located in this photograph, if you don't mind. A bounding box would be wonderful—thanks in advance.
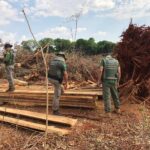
[116,23,150,103]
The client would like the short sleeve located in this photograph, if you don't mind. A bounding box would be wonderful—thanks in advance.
[62,63,67,72]
[63,63,67,71]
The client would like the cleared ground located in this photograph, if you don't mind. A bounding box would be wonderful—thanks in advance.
[0,101,150,150]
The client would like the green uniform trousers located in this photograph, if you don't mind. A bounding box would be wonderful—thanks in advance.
[102,80,120,112]
[49,78,62,111]
[6,65,14,89]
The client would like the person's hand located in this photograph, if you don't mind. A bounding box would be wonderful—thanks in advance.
[15,63,21,68]
[64,82,68,90]
[97,80,101,87]
[61,85,65,94]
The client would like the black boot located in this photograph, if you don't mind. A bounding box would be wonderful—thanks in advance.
[53,110,60,116]
[6,87,15,92]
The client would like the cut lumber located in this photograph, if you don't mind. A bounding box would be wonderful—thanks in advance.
[0,98,94,104]
[0,115,69,135]
[0,90,101,96]
[0,107,77,126]
[7,102,95,108]
[14,79,28,86]
[0,88,100,109]
[0,94,94,101]
[0,99,95,108]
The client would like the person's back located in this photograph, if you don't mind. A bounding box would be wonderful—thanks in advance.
[102,55,119,81]
[48,52,68,115]
[48,56,66,84]
[99,54,121,116]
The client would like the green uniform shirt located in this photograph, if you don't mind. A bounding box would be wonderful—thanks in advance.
[3,50,15,66]
[101,55,119,81]
[48,56,67,83]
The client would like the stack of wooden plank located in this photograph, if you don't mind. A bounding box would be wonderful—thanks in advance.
[0,89,102,109]
[0,107,77,135]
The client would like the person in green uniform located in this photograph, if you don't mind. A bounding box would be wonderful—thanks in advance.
[98,54,121,116]
[3,43,15,92]
[48,52,68,115]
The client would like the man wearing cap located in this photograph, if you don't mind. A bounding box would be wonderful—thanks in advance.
[98,54,121,117]
[3,43,15,92]
[48,52,68,115]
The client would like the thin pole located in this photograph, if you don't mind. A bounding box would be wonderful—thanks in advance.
[22,9,49,150]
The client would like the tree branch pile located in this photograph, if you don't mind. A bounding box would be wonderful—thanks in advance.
[116,23,150,103]
[17,52,100,83]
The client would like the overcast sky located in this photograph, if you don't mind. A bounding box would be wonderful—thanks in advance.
[0,0,150,44]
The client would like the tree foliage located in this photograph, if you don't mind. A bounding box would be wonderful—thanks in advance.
[21,38,116,55]
[21,40,38,52]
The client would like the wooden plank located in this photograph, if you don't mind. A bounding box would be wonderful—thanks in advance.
[0,95,94,100]
[0,115,69,135]
[0,90,102,96]
[0,96,95,103]
[0,99,96,108]
[6,102,95,108]
[14,79,28,86]
[0,97,94,103]
[0,107,77,127]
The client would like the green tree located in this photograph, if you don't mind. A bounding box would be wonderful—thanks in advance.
[54,39,72,52]
[21,40,38,52]
[97,41,116,54]
[75,38,97,54]
[75,39,87,52]
[86,38,97,54]
[39,38,55,53]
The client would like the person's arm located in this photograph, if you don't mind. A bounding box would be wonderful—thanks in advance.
[4,52,10,64]
[62,62,68,89]
[63,71,68,89]
[97,59,104,86]
[98,66,103,85]
[118,66,121,86]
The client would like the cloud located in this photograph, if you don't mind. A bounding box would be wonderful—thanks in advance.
[77,27,87,32]
[29,0,115,17]
[92,30,107,37]
[90,0,115,10]
[0,31,16,43]
[92,30,107,41]
[20,35,29,42]
[36,26,87,40]
[96,31,107,36]
[98,0,150,19]
[26,0,150,19]
[0,0,22,26]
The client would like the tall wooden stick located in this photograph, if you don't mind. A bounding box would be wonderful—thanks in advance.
[22,9,49,150]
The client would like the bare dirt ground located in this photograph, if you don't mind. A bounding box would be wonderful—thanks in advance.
[0,101,150,150]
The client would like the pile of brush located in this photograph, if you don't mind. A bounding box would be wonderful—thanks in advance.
[116,23,150,104]
[18,51,101,82]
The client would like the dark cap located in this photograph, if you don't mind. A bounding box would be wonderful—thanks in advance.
[4,43,13,49]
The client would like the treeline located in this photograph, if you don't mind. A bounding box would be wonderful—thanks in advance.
[21,37,116,55]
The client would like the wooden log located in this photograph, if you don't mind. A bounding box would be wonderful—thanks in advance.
[0,107,77,126]
[0,115,69,135]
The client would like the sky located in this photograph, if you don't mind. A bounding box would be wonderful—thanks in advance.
[0,0,150,44]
